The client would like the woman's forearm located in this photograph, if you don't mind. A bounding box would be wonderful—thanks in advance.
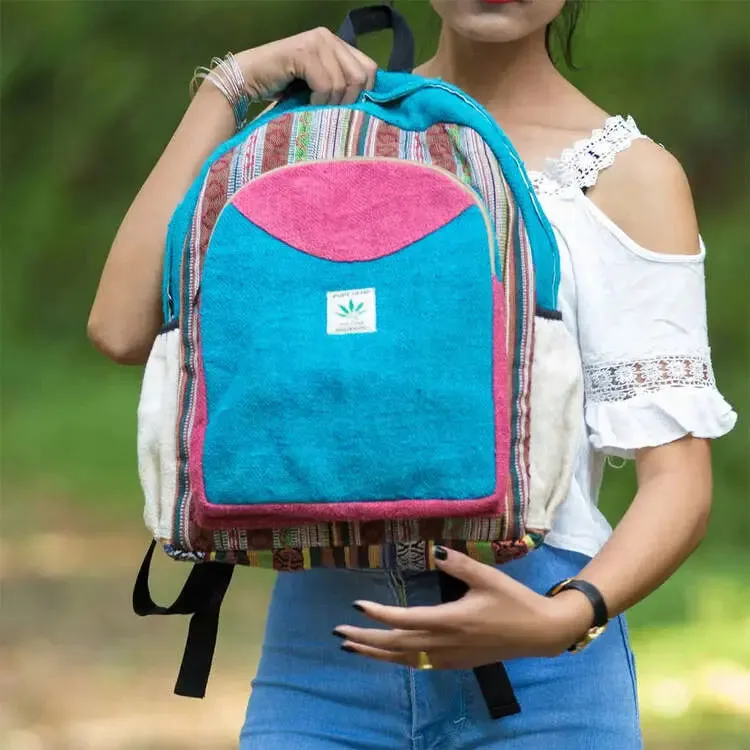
[88,82,236,364]
[557,436,713,620]
[89,34,379,365]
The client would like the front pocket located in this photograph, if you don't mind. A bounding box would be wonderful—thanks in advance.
[526,310,583,531]
[190,158,511,528]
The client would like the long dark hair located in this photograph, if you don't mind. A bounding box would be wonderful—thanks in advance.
[546,0,584,69]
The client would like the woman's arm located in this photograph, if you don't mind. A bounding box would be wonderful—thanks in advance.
[87,83,236,364]
[559,142,711,618]
[88,30,377,364]
[333,144,726,667]
[568,436,711,617]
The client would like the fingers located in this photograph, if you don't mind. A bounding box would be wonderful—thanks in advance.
[340,641,442,670]
[296,28,377,106]
[309,37,346,106]
[335,625,451,653]
[345,44,379,92]
[332,43,376,105]
[340,642,495,671]
[352,600,464,631]
[342,642,415,667]
[433,546,511,592]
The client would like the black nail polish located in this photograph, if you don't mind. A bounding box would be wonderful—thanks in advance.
[341,644,356,654]
[332,629,346,639]
[352,603,365,613]
[434,546,448,561]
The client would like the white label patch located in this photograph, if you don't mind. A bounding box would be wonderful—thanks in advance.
[326,287,377,335]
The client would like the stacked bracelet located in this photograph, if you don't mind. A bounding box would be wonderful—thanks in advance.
[191,52,252,133]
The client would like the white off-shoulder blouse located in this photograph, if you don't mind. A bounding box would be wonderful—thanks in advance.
[527,115,737,557]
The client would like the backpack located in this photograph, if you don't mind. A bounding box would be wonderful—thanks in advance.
[132,4,583,718]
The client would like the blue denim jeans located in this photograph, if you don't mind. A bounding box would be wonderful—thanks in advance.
[240,545,642,749]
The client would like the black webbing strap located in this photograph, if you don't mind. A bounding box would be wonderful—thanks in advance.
[438,569,521,720]
[132,540,235,698]
[338,4,415,73]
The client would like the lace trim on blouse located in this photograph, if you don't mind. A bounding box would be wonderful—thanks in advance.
[529,115,648,197]
[584,351,717,404]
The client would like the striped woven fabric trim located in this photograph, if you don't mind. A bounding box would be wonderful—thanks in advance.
[199,533,545,571]
[173,151,235,549]
[171,107,537,568]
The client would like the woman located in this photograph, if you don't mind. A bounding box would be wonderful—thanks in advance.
[89,1,736,747]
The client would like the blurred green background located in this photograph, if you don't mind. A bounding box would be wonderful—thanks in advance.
[1,1,748,748]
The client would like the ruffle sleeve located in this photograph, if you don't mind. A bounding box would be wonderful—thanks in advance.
[584,355,737,458]
[575,221,737,457]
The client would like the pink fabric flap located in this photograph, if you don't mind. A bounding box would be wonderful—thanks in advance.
[231,160,476,262]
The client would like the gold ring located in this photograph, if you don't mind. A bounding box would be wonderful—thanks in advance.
[417,651,433,670]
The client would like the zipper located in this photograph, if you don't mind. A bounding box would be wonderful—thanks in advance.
[391,570,408,608]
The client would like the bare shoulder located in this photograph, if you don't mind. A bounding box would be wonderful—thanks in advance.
[588,138,701,256]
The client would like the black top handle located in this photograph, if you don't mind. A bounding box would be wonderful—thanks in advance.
[338,4,415,73]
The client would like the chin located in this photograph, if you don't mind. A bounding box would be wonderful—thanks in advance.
[450,15,531,44]
[431,0,565,44]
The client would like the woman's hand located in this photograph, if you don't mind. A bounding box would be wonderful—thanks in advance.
[233,28,379,106]
[333,547,594,669]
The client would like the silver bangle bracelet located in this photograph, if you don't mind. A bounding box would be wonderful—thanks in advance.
[191,52,252,132]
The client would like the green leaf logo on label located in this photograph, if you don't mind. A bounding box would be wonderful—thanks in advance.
[336,299,365,319]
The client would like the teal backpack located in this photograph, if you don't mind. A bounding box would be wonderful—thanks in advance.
[133,4,583,719]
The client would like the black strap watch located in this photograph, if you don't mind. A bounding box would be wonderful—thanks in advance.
[545,578,609,653]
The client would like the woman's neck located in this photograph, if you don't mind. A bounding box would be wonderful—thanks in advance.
[416,26,568,124]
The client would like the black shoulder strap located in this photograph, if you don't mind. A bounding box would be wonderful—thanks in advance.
[133,540,235,698]
[438,569,521,719]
